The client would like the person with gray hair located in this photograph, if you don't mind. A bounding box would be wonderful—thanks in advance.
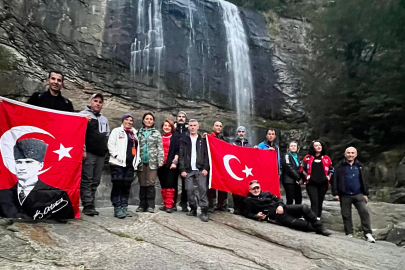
[232,125,252,215]
[332,147,375,243]
[179,119,210,222]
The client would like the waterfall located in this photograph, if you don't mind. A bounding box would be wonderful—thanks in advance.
[130,0,164,87]
[217,0,254,128]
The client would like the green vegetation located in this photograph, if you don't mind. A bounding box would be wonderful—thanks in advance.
[306,0,405,157]
[0,46,14,71]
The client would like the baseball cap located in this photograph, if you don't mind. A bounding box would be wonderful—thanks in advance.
[90,93,104,101]
[249,180,260,188]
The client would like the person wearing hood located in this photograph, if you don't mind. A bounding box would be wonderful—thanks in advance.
[107,113,141,218]
[136,112,164,213]
[281,141,303,205]
[173,111,190,212]
[80,93,110,216]
[232,126,252,215]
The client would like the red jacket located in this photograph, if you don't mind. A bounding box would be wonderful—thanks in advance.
[299,155,334,185]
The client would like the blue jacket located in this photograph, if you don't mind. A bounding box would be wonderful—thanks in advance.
[257,141,281,176]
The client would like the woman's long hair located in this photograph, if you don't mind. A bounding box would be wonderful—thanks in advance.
[142,112,155,128]
[308,140,326,156]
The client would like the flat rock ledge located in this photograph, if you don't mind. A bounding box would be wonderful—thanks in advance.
[0,208,404,270]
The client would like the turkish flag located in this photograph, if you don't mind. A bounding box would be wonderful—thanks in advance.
[207,135,280,197]
[0,97,87,219]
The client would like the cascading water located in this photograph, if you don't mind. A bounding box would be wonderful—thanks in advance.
[217,0,254,129]
[130,0,164,87]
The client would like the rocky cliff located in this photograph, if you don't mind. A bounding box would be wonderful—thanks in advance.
[0,0,307,144]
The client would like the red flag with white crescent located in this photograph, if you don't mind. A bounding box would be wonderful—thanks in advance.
[0,97,87,219]
[207,135,280,197]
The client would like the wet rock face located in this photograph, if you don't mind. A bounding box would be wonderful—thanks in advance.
[0,0,305,124]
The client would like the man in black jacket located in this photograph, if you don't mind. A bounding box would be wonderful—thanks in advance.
[179,119,210,222]
[173,111,189,212]
[332,147,375,243]
[80,93,110,216]
[0,139,74,220]
[232,126,252,215]
[244,180,331,236]
[27,71,74,112]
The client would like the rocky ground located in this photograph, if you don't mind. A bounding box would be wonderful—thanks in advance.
[0,205,404,270]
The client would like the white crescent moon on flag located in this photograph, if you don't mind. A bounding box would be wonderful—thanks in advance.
[0,126,55,175]
[223,154,244,181]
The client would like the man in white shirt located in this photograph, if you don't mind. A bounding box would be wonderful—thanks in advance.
[179,119,210,222]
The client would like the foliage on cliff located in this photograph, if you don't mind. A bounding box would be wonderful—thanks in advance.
[306,0,405,159]
[0,46,14,71]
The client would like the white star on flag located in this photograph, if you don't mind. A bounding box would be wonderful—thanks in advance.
[242,165,253,178]
[53,144,73,161]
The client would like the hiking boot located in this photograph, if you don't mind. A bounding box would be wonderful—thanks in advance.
[179,202,188,212]
[187,208,197,217]
[136,207,145,212]
[215,204,228,212]
[147,207,155,213]
[365,233,376,243]
[200,207,209,222]
[122,207,132,217]
[93,209,99,215]
[208,205,215,213]
[82,206,97,216]
[166,208,173,213]
[159,206,167,211]
[115,207,126,219]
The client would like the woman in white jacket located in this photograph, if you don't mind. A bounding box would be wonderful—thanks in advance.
[107,113,141,218]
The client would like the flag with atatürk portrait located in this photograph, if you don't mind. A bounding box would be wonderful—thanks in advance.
[207,135,280,197]
[0,97,88,220]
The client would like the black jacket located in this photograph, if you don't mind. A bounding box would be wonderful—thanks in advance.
[332,159,369,196]
[0,180,74,220]
[243,191,285,220]
[234,138,252,147]
[165,134,180,168]
[179,134,209,173]
[281,152,301,185]
[174,124,189,140]
[27,90,74,112]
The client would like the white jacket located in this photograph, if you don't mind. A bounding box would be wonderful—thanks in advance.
[108,125,141,169]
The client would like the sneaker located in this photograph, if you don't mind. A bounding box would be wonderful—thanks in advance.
[179,202,188,212]
[159,206,167,211]
[208,206,215,213]
[147,207,155,213]
[122,207,132,217]
[365,233,376,243]
[115,207,126,219]
[215,204,228,212]
[136,207,145,212]
[166,208,173,213]
[347,234,353,238]
[171,206,178,212]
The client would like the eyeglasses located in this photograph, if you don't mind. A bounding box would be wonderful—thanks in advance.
[249,180,259,185]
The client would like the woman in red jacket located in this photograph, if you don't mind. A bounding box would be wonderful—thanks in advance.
[300,140,334,219]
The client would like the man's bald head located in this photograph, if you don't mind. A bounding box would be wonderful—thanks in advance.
[344,146,357,163]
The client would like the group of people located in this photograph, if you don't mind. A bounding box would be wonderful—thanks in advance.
[1,71,376,242]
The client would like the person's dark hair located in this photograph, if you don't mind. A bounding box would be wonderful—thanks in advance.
[48,71,64,82]
[308,140,326,156]
[161,119,175,133]
[142,112,155,127]
[264,128,277,140]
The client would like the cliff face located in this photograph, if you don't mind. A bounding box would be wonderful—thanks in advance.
[0,0,306,135]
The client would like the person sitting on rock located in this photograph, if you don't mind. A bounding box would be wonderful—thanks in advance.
[243,180,331,236]
[332,147,376,243]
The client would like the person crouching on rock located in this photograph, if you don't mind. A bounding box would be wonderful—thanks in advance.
[107,113,141,219]
[243,180,332,236]
[157,119,180,213]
